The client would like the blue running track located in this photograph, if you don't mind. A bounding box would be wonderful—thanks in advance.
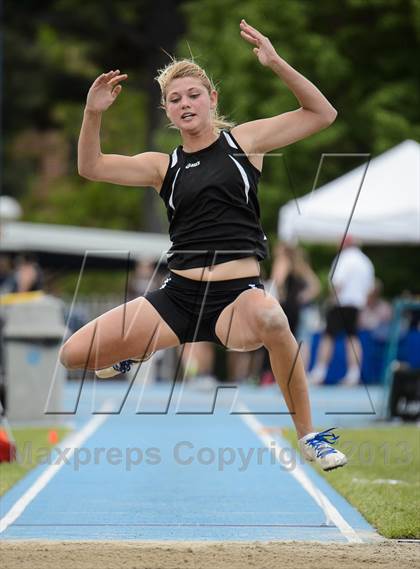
[0,380,382,542]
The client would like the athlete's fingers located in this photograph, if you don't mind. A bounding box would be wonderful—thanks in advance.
[91,73,106,87]
[111,84,122,99]
[241,19,262,37]
[240,19,257,33]
[240,23,259,41]
[240,30,257,43]
[92,71,125,91]
[94,72,114,87]
[240,30,259,46]
[240,20,255,36]
[108,74,128,86]
[101,70,120,81]
[240,20,266,43]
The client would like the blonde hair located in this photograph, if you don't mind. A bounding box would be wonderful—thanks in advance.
[155,58,235,133]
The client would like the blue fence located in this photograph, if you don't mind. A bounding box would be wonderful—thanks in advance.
[309,329,420,384]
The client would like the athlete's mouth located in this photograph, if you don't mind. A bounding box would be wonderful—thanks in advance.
[181,112,196,119]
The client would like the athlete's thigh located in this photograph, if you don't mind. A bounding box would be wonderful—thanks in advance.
[63,296,180,369]
[215,288,280,351]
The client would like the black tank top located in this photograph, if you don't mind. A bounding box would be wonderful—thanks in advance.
[159,129,268,270]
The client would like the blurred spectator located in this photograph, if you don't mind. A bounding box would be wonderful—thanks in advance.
[400,291,420,331]
[271,243,321,337]
[11,253,43,293]
[359,278,393,341]
[0,254,43,398]
[268,243,321,375]
[309,236,375,387]
[0,255,15,294]
[408,310,420,331]
[258,243,321,385]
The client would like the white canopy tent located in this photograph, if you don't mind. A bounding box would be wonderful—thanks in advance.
[278,139,420,245]
[0,220,171,261]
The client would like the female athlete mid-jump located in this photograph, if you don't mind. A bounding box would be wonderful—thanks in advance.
[60,19,347,471]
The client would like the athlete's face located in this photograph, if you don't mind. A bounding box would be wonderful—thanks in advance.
[165,77,217,132]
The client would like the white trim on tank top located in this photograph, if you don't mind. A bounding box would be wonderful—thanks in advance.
[169,167,181,210]
[170,148,178,167]
[222,130,239,149]
[229,155,250,203]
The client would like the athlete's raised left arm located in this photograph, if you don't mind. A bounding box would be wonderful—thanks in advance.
[232,19,337,155]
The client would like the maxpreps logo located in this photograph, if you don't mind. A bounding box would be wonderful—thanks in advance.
[185,161,200,169]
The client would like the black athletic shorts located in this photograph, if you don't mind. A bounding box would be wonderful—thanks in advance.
[144,271,265,346]
[325,305,359,337]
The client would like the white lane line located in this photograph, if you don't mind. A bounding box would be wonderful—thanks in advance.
[0,400,114,534]
[239,405,363,543]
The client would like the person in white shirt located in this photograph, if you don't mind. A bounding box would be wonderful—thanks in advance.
[309,235,375,386]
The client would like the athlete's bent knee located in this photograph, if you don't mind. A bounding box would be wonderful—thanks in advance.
[257,305,290,342]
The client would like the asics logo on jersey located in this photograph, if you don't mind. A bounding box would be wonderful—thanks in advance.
[248,283,257,289]
[185,161,200,169]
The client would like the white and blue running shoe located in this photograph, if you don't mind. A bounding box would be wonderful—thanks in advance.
[299,428,347,471]
[95,354,153,379]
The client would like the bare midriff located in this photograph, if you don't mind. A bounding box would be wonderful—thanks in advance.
[170,256,261,281]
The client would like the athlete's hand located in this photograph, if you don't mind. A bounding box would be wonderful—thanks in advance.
[85,70,128,113]
[239,20,279,67]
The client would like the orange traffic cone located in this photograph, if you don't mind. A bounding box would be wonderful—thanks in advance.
[48,430,59,445]
[0,428,16,463]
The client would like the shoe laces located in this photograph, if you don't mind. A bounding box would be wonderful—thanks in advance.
[305,428,340,458]
[113,359,134,374]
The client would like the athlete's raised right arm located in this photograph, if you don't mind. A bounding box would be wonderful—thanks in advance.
[78,70,168,190]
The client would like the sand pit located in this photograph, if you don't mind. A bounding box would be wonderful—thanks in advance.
[1,540,419,569]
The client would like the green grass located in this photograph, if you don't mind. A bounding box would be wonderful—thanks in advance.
[283,426,420,539]
[0,427,71,496]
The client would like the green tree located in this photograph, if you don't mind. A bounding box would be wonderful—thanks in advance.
[3,0,184,231]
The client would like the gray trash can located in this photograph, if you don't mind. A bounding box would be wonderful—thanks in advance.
[2,294,67,422]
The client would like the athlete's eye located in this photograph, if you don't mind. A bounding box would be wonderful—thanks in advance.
[169,98,180,104]
[190,93,200,99]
